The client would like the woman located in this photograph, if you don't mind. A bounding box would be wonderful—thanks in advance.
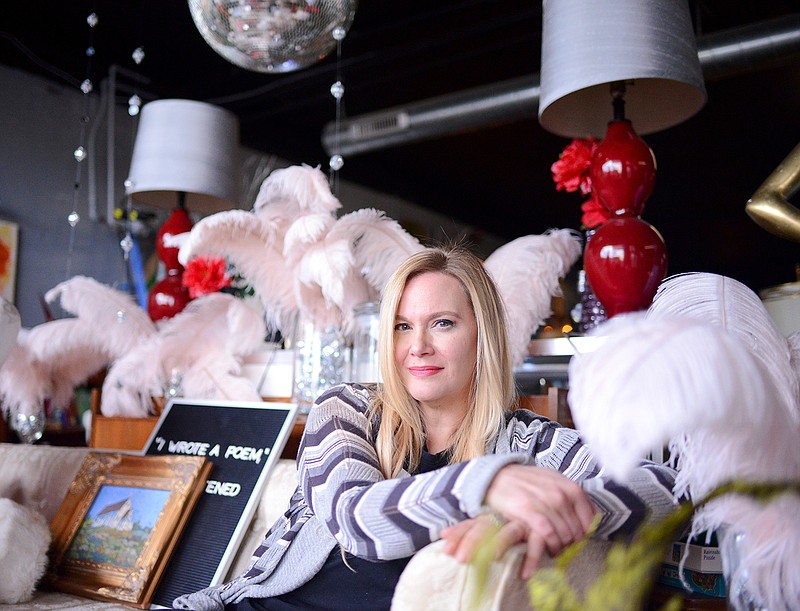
[175,245,678,611]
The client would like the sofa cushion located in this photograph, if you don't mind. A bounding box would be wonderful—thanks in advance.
[0,443,90,523]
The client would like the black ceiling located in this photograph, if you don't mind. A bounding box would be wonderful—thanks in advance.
[2,1,799,293]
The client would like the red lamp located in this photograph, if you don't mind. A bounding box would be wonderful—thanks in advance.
[125,99,241,322]
[538,0,707,318]
[582,87,668,317]
[146,194,195,321]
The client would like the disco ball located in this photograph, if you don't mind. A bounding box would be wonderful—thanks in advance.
[188,0,358,73]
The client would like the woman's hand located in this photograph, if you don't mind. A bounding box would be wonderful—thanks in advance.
[441,514,527,564]
[484,464,597,579]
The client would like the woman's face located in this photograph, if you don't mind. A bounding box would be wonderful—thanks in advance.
[394,271,478,415]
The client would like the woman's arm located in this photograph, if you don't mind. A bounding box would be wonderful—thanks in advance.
[504,409,679,539]
[298,384,530,561]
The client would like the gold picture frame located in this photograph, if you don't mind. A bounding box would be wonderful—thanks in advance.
[46,452,212,608]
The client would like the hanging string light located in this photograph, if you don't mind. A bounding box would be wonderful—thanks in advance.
[65,11,99,278]
[120,44,145,262]
[328,25,347,194]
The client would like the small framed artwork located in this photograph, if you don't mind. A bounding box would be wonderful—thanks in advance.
[0,219,18,302]
[46,452,212,609]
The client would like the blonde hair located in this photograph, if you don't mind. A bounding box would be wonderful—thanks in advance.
[372,245,516,478]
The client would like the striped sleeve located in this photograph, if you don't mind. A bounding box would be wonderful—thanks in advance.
[506,409,679,538]
[298,384,531,560]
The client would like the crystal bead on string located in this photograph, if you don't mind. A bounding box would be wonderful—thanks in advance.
[80,79,93,94]
[67,211,80,227]
[73,146,87,162]
[132,47,145,64]
[128,94,141,116]
[332,26,346,41]
[116,309,127,323]
[329,154,344,171]
[120,233,133,258]
[330,81,344,99]
[86,13,98,27]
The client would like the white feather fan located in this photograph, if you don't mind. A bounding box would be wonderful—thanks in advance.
[483,229,582,367]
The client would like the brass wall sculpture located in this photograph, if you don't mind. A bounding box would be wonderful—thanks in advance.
[746,142,800,242]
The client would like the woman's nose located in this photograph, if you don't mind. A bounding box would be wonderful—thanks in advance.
[410,330,432,356]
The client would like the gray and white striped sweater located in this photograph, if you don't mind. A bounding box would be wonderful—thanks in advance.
[174,383,678,610]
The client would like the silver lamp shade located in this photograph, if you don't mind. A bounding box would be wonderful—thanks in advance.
[538,0,707,137]
[126,99,241,214]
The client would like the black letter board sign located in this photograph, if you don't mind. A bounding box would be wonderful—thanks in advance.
[143,398,297,608]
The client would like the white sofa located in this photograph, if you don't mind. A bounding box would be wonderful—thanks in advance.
[0,442,610,610]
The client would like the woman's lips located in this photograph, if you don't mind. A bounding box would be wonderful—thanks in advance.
[408,366,443,377]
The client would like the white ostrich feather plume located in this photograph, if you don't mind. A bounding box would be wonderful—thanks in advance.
[649,272,798,421]
[25,318,111,408]
[157,293,265,395]
[102,294,265,416]
[158,293,265,365]
[45,275,156,357]
[1,288,151,417]
[283,213,336,254]
[101,334,163,417]
[568,310,800,610]
[328,208,424,297]
[703,494,800,611]
[483,229,582,367]
[178,209,297,332]
[568,314,780,481]
[253,164,341,216]
[0,331,48,417]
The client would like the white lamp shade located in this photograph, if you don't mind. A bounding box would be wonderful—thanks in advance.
[538,0,707,138]
[126,99,241,213]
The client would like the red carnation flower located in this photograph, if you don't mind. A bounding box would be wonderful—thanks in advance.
[551,137,599,195]
[580,193,611,229]
[182,256,233,298]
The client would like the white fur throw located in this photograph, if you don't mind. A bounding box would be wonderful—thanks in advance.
[0,497,52,604]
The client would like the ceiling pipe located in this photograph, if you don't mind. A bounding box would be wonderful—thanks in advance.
[322,14,800,157]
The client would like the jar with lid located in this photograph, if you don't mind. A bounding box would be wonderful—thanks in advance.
[351,301,381,384]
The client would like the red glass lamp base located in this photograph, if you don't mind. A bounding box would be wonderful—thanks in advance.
[583,217,668,318]
[590,119,656,218]
[148,272,192,322]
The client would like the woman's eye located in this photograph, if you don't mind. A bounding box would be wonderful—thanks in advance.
[394,322,410,332]
[433,319,454,328]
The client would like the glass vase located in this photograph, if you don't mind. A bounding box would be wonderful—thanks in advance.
[11,406,46,444]
[292,319,348,414]
[575,230,607,334]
